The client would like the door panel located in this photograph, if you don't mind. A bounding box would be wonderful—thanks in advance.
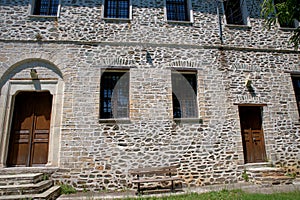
[10,130,30,166]
[239,106,267,163]
[8,93,34,166]
[7,91,52,167]
[31,93,52,166]
[252,129,266,162]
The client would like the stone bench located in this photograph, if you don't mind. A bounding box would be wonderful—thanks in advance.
[129,165,182,195]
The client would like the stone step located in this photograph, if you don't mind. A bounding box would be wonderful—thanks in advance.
[0,180,53,196]
[258,178,293,187]
[245,166,294,186]
[255,175,293,184]
[0,185,61,200]
[247,167,285,173]
[0,173,44,186]
[0,167,59,175]
[247,167,285,177]
[293,178,300,185]
[244,162,272,169]
[249,171,286,178]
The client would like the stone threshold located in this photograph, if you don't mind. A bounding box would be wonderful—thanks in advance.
[0,167,59,174]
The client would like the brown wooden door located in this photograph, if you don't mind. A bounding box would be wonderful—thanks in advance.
[7,91,52,167]
[239,106,267,163]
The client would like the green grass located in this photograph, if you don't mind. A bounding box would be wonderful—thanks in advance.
[122,189,300,200]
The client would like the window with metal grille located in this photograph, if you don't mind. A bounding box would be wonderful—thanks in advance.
[172,71,197,118]
[224,0,244,25]
[292,76,300,117]
[33,0,59,16]
[166,0,189,21]
[104,0,130,19]
[100,71,129,119]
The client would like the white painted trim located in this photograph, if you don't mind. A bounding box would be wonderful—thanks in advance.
[0,79,64,168]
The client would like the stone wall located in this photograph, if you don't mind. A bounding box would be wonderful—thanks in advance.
[0,0,296,49]
[0,0,299,191]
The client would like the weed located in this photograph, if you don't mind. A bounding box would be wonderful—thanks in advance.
[83,187,88,193]
[242,170,249,182]
[35,33,43,41]
[60,184,77,194]
[42,174,49,181]
[285,172,297,179]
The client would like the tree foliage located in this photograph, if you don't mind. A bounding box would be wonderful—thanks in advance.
[261,0,300,48]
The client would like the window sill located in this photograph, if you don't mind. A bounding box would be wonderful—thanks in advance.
[99,118,131,124]
[102,17,131,22]
[167,20,193,25]
[279,27,298,31]
[29,15,58,19]
[225,24,251,30]
[173,118,203,124]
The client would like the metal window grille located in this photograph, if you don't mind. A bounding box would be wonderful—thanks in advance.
[224,0,244,25]
[104,0,130,19]
[292,77,300,117]
[172,72,197,118]
[33,0,59,16]
[100,72,129,119]
[166,0,189,21]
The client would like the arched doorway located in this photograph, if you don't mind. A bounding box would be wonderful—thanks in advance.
[7,91,53,167]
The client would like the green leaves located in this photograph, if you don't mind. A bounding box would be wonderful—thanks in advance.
[261,0,300,48]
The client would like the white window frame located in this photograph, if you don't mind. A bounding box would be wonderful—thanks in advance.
[102,0,132,21]
[29,0,61,18]
[164,0,194,23]
[223,0,250,27]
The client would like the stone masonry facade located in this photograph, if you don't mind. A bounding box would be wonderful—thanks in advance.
[0,0,299,191]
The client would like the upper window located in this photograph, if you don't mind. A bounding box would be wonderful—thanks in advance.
[224,0,246,25]
[32,0,60,16]
[166,0,192,22]
[104,0,130,19]
[172,71,197,118]
[274,0,298,28]
[100,71,129,119]
[291,76,300,117]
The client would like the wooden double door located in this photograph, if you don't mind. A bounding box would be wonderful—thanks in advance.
[7,91,52,167]
[239,106,267,163]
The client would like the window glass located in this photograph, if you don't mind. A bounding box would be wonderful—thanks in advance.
[292,76,300,117]
[100,71,129,119]
[33,0,59,16]
[104,0,130,19]
[224,0,244,25]
[166,0,189,21]
[172,72,197,118]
